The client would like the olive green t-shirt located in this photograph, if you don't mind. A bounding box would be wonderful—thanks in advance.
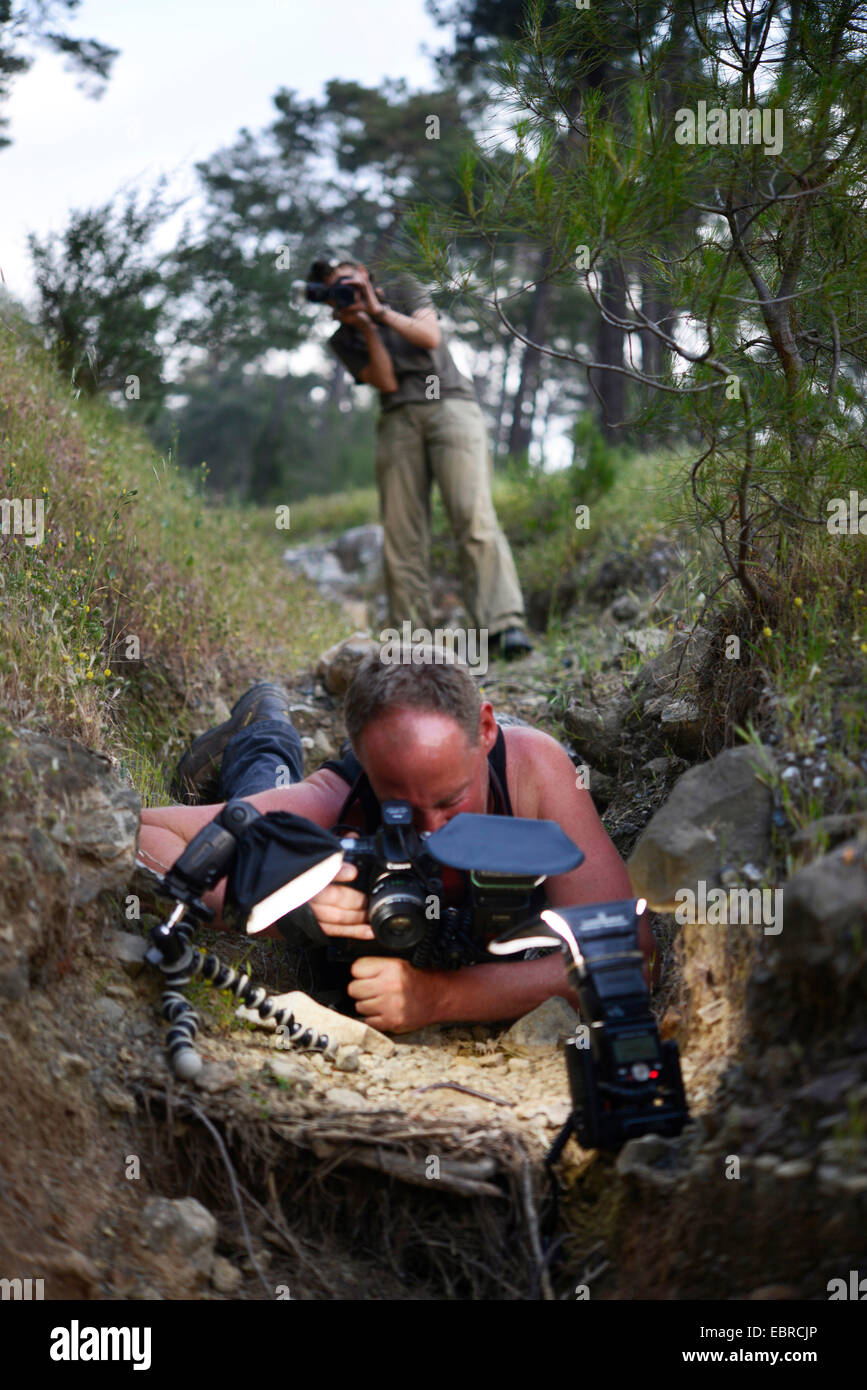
[328,273,477,413]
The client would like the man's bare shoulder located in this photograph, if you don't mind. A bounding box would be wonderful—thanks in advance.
[501,723,575,817]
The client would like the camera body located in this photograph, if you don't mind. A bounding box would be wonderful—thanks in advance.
[338,801,442,956]
[333,800,552,970]
[304,276,359,310]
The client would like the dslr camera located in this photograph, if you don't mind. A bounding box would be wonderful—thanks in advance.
[329,800,565,970]
[303,275,359,310]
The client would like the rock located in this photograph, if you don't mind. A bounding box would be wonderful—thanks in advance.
[627,745,776,912]
[324,1087,370,1110]
[267,1057,312,1088]
[630,627,712,709]
[616,1133,681,1185]
[610,594,641,622]
[623,627,669,658]
[315,633,381,696]
[0,966,28,1000]
[795,1070,860,1107]
[311,728,337,760]
[94,998,125,1024]
[501,997,579,1051]
[105,930,148,975]
[284,524,383,597]
[334,1045,361,1073]
[333,524,384,582]
[0,730,139,989]
[142,1197,217,1280]
[643,756,685,778]
[514,1099,572,1126]
[283,543,348,590]
[104,982,135,1000]
[792,814,867,856]
[584,766,616,812]
[211,1256,243,1295]
[656,698,704,756]
[99,1082,137,1116]
[194,1061,238,1094]
[50,1052,91,1080]
[237,991,394,1056]
[562,699,628,773]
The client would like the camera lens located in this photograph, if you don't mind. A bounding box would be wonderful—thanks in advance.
[369,874,428,952]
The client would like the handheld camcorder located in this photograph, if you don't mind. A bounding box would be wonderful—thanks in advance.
[489,901,690,1151]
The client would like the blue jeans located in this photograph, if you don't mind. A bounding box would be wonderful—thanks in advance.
[218,719,305,800]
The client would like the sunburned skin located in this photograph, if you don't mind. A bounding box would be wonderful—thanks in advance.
[138,701,648,1033]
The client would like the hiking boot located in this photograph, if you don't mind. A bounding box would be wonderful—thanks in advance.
[171,682,294,804]
[491,627,534,661]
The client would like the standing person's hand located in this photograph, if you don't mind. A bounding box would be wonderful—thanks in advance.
[333,303,373,331]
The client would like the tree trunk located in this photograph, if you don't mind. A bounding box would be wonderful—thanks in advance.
[507,245,555,457]
[592,258,627,441]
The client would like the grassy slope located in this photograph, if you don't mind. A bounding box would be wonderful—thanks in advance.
[0,303,349,805]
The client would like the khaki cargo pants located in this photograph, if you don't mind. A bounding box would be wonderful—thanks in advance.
[375,396,526,634]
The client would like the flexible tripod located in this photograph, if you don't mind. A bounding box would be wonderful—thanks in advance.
[144,800,330,1079]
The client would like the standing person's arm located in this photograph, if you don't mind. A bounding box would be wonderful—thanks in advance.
[332,303,398,392]
[349,265,441,351]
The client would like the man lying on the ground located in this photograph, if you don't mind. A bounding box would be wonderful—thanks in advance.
[138,649,651,1034]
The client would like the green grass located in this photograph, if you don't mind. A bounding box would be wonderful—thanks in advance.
[0,302,350,802]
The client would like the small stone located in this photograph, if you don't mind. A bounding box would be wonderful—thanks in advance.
[501,997,579,1051]
[334,1045,361,1073]
[211,1256,243,1295]
[142,1197,217,1280]
[195,1061,238,1094]
[775,1160,812,1179]
[106,931,148,975]
[742,862,764,885]
[94,998,125,1024]
[267,1057,312,1088]
[477,1053,507,1068]
[100,1082,137,1116]
[104,982,135,1000]
[324,1087,370,1110]
[611,594,640,622]
[52,1052,91,1079]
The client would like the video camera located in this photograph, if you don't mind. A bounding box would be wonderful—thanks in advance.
[489,901,690,1151]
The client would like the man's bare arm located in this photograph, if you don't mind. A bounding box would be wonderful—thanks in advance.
[138,771,351,929]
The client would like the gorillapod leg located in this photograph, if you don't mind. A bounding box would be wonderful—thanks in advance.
[155,925,331,1079]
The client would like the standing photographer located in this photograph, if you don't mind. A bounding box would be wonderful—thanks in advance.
[307,256,533,659]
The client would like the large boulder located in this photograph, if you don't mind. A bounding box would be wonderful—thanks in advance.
[627,745,776,912]
[284,523,383,598]
[746,836,867,1042]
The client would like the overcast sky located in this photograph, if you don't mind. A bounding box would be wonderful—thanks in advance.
[0,0,442,307]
